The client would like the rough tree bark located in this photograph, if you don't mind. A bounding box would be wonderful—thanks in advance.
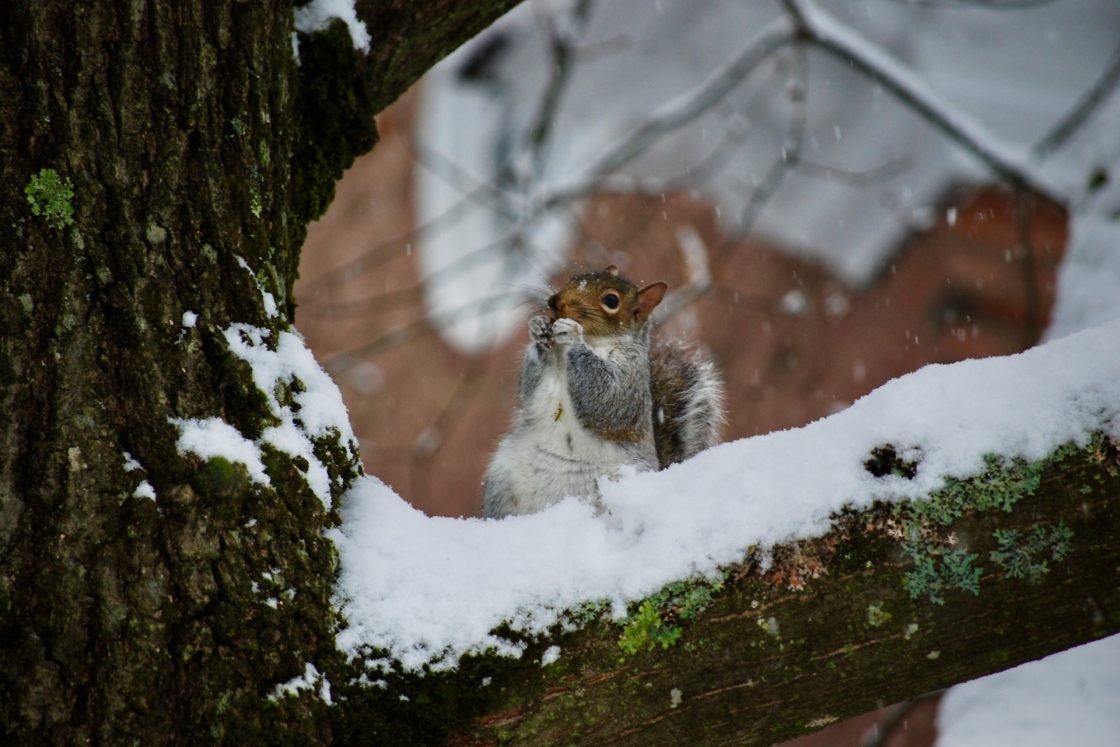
[0,1,521,745]
[2,2,1117,747]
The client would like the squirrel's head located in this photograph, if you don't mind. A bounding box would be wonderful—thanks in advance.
[547,266,667,337]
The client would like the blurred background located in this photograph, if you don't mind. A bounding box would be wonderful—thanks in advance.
[296,0,1120,744]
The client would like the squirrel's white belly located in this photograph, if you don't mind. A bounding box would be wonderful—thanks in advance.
[488,363,650,515]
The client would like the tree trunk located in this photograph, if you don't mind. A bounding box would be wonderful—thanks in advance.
[0,1,520,744]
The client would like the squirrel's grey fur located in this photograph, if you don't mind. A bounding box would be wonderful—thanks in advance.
[482,310,724,518]
[650,339,725,469]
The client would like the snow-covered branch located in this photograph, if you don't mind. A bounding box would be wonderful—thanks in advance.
[329,320,1120,744]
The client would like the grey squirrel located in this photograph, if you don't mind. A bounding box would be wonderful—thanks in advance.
[482,266,725,518]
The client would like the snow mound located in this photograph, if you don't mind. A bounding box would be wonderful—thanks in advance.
[294,0,370,52]
[331,319,1120,671]
[937,633,1120,747]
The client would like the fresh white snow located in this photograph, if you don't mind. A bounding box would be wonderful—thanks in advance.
[293,0,370,52]
[133,481,156,501]
[271,662,334,705]
[540,645,561,667]
[171,324,357,508]
[1046,212,1120,341]
[331,318,1120,671]
[170,415,270,486]
[235,256,280,319]
[936,634,1120,747]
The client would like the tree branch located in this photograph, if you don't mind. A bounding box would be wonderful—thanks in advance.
[338,440,1120,746]
[355,0,530,113]
[1033,39,1120,158]
[782,0,1064,203]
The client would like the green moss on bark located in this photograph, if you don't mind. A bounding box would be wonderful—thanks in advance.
[291,21,379,235]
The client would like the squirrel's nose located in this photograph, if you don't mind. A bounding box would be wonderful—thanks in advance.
[548,294,563,317]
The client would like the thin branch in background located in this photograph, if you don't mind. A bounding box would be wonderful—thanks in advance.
[647,65,790,195]
[568,191,663,272]
[652,224,713,324]
[524,0,596,183]
[733,42,808,243]
[305,114,546,306]
[794,155,914,188]
[321,297,492,360]
[422,233,526,289]
[1033,40,1120,158]
[299,181,497,302]
[862,690,945,747]
[551,79,787,206]
[572,33,635,63]
[299,285,424,320]
[782,0,1063,204]
[589,18,794,178]
[330,281,543,361]
[1015,188,1041,346]
[303,231,518,321]
[529,15,797,212]
[410,353,493,506]
[413,142,520,222]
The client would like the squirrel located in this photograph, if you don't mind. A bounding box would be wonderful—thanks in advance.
[482,265,725,518]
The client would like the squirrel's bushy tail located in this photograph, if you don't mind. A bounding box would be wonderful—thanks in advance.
[650,340,725,470]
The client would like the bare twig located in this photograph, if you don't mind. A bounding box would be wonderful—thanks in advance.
[523,0,596,183]
[1015,188,1041,346]
[862,690,944,747]
[299,182,497,301]
[735,42,808,240]
[782,0,1064,203]
[414,142,520,221]
[653,224,713,324]
[1033,40,1120,158]
[591,18,795,177]
[299,285,424,320]
[794,155,914,188]
[532,17,797,210]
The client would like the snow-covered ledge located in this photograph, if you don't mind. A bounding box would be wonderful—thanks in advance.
[321,319,1120,745]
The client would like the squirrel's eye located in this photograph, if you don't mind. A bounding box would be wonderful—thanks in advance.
[601,292,620,311]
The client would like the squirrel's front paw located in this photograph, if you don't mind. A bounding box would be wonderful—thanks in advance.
[551,318,583,345]
[528,315,554,345]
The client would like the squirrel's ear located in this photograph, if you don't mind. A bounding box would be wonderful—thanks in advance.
[636,282,667,319]
[605,265,619,276]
